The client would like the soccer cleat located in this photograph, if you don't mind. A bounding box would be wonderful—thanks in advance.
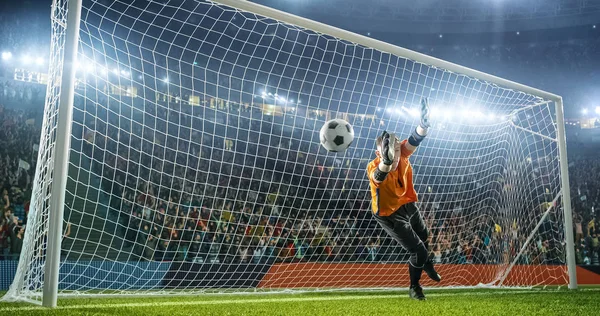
[409,286,426,300]
[423,260,441,282]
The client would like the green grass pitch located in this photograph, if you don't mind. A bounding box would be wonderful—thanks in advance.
[1,287,599,315]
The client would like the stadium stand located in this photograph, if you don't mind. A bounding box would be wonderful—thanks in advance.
[0,19,599,273]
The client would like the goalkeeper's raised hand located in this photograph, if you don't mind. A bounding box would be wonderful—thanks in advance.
[407,98,431,149]
[420,97,431,129]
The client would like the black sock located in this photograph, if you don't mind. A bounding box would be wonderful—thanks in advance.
[409,264,422,288]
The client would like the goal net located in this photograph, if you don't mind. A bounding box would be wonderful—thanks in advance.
[4,0,574,303]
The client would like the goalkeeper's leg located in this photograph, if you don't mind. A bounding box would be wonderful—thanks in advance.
[373,205,436,300]
[405,203,442,283]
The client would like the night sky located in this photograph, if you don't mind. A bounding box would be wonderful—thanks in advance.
[0,0,51,13]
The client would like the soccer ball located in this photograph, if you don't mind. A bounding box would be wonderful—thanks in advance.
[319,119,354,152]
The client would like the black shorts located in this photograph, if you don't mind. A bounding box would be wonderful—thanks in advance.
[373,202,429,254]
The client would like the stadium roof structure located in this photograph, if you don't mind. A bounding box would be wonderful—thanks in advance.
[251,0,600,34]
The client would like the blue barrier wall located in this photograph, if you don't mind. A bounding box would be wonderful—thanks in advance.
[1,261,172,291]
[0,261,18,290]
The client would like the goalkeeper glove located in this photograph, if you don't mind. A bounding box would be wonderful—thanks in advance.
[380,130,396,166]
[420,97,431,129]
[373,130,396,181]
[408,98,430,147]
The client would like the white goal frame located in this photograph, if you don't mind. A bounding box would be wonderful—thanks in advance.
[34,0,576,308]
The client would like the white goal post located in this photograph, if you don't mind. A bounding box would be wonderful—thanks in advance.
[3,0,576,308]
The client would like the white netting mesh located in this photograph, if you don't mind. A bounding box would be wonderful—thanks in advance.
[5,0,568,302]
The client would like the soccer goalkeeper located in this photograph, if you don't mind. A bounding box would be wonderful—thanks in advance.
[366,98,441,300]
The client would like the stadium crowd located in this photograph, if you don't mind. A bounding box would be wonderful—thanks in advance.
[0,92,590,268]
[92,99,557,266]
[0,33,599,268]
[570,157,600,265]
[0,103,39,260]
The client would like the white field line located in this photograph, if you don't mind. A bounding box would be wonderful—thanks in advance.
[1,288,598,312]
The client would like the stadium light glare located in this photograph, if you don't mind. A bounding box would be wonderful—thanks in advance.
[35,57,44,65]
[460,109,475,119]
[472,110,485,119]
[163,77,169,83]
[441,110,453,120]
[2,52,12,60]
[84,64,94,73]
[595,107,600,114]
[21,55,32,65]
[582,108,588,115]
[407,108,420,117]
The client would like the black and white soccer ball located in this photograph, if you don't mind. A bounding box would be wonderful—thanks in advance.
[319,119,354,152]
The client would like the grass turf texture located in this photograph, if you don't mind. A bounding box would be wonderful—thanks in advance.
[1,288,599,316]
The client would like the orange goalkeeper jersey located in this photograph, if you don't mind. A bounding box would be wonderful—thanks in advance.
[366,139,418,216]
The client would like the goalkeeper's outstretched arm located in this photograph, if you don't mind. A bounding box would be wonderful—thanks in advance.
[404,98,431,154]
[371,98,431,184]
